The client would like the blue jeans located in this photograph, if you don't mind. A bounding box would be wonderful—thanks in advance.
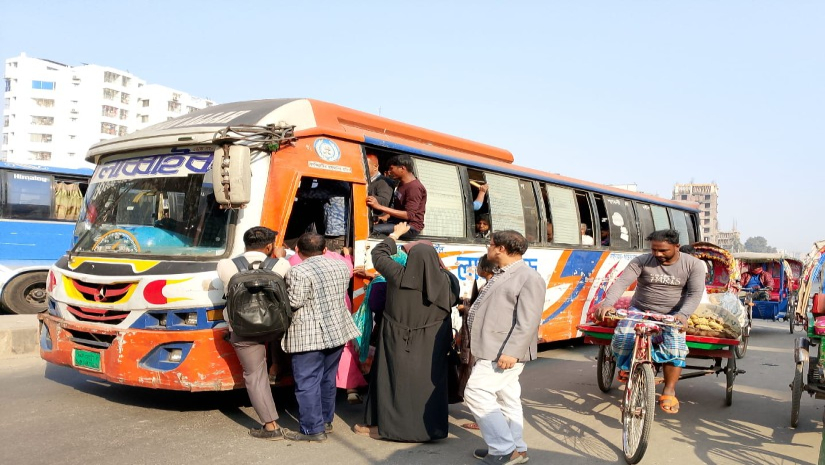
[291,346,344,435]
[372,222,420,240]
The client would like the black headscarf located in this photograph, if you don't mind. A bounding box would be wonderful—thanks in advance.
[399,243,454,312]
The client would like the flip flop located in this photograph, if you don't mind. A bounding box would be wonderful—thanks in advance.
[461,422,480,430]
[659,395,680,414]
[617,370,629,383]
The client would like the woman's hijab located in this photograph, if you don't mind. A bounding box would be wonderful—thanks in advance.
[399,243,453,312]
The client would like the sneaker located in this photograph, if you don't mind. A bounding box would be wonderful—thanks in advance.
[283,428,327,442]
[325,422,333,434]
[474,449,528,464]
[248,427,284,441]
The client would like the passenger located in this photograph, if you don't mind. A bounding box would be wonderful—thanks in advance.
[471,181,489,211]
[475,214,492,239]
[354,222,459,442]
[366,154,394,226]
[600,219,610,246]
[368,154,427,240]
[547,222,554,242]
[581,223,594,245]
[216,226,290,440]
[281,233,360,442]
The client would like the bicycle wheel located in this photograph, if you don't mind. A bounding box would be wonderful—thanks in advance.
[597,345,616,393]
[791,362,803,427]
[735,334,748,359]
[622,363,655,464]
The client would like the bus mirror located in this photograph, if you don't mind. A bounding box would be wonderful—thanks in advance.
[212,145,252,207]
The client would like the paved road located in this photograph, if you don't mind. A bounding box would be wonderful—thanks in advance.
[0,320,821,465]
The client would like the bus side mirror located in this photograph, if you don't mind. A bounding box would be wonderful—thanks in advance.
[212,145,252,207]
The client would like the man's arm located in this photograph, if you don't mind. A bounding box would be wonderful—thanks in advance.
[366,199,409,220]
[599,257,644,310]
[499,272,545,365]
[675,262,706,318]
[286,268,309,310]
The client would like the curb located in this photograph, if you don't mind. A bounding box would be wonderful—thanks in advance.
[0,315,40,358]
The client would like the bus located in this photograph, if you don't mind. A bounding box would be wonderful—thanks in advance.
[38,99,699,391]
[0,161,91,314]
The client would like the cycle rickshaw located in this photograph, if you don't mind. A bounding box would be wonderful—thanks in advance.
[733,252,802,329]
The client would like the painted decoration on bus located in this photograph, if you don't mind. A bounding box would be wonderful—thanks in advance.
[313,138,341,162]
[93,151,213,181]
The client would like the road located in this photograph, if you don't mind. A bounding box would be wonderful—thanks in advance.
[0,320,820,465]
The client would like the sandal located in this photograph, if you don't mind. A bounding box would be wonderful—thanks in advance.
[461,422,480,430]
[617,370,629,383]
[659,395,680,414]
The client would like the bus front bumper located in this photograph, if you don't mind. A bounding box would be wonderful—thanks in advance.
[38,314,243,391]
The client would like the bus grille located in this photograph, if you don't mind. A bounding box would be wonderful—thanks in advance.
[69,279,136,304]
[66,305,131,325]
[63,328,116,349]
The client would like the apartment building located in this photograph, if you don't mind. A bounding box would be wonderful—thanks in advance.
[2,53,215,168]
[673,182,719,243]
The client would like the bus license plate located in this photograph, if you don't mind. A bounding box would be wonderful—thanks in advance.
[73,349,102,371]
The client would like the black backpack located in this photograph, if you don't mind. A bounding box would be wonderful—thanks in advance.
[225,256,292,338]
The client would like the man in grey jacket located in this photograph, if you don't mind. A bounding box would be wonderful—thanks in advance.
[464,230,546,465]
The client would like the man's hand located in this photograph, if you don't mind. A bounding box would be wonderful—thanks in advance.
[479,183,489,194]
[596,305,615,322]
[376,213,390,223]
[366,196,382,210]
[497,354,518,370]
[271,246,286,259]
[391,222,411,238]
[674,313,688,329]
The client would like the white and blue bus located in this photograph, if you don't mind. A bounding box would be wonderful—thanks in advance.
[0,161,92,314]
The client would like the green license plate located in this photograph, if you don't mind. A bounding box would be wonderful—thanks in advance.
[73,349,102,371]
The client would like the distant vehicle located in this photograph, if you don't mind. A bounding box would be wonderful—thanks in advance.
[0,161,92,314]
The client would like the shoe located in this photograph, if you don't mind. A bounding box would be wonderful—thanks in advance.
[474,449,528,464]
[282,428,327,442]
[248,427,284,441]
[325,422,333,434]
[347,391,363,404]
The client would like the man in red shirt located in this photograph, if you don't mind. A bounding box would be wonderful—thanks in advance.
[367,155,427,240]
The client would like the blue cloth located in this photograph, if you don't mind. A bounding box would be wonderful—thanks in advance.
[323,196,346,236]
[473,200,482,211]
[610,308,688,370]
[745,274,761,289]
[291,346,344,434]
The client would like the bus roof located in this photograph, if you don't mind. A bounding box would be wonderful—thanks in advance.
[86,98,696,211]
[0,161,93,177]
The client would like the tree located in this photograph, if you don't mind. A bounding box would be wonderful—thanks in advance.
[744,236,777,253]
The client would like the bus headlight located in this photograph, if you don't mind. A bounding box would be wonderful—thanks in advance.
[183,312,198,326]
[167,349,183,363]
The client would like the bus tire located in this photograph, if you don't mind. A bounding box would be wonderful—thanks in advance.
[2,272,49,314]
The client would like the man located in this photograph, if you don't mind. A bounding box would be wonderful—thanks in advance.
[281,233,360,442]
[740,265,774,291]
[367,154,427,240]
[216,226,290,440]
[366,154,394,227]
[464,230,546,464]
[596,229,705,415]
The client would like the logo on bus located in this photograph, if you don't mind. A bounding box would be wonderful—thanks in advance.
[313,138,341,162]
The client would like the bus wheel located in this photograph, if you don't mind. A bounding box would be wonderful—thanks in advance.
[2,272,49,314]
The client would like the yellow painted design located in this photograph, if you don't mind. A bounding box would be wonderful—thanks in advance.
[61,275,139,304]
[68,257,161,273]
[163,278,192,303]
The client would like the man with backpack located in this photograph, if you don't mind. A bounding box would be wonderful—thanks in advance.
[217,226,291,441]
[281,232,360,442]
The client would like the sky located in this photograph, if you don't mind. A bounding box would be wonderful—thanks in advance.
[1,1,823,253]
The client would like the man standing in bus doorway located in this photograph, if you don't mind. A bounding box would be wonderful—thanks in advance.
[367,154,427,240]
[281,232,360,442]
[217,226,290,440]
[366,154,394,227]
[596,229,705,415]
[464,230,546,465]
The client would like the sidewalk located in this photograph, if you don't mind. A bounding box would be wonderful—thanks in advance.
[0,314,39,358]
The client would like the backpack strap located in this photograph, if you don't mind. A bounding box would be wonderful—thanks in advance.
[262,257,280,271]
[232,256,252,272]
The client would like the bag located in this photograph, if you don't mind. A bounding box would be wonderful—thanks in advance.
[225,256,292,338]
[447,342,463,404]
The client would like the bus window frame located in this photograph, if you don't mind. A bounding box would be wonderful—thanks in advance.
[634,202,656,250]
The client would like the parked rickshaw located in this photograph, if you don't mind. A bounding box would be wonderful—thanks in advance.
[790,241,825,427]
[734,252,802,326]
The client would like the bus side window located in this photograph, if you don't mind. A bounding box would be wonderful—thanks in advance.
[540,183,553,243]
[413,158,465,239]
[3,170,52,220]
[602,196,637,250]
[635,202,655,249]
[668,208,690,246]
[467,168,490,240]
[684,211,698,243]
[485,173,528,239]
[576,190,596,247]
[518,179,540,243]
[544,184,581,245]
[651,205,670,231]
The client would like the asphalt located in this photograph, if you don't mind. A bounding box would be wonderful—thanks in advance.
[0,314,39,358]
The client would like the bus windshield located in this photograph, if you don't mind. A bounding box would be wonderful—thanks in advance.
[72,152,231,256]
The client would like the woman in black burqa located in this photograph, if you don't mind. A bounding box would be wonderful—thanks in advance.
[354,223,458,442]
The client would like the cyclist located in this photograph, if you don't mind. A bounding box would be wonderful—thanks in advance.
[596,229,705,414]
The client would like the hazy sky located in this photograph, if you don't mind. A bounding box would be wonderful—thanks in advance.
[2,1,822,253]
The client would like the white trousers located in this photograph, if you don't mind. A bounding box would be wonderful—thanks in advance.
[464,359,526,456]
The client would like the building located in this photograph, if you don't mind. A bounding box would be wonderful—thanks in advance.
[673,182,719,243]
[716,228,743,252]
[2,53,215,168]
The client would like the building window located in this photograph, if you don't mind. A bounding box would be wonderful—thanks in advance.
[121,92,130,104]
[101,122,117,135]
[30,134,52,143]
[704,227,710,233]
[122,76,131,87]
[120,109,128,120]
[102,88,118,100]
[32,151,51,161]
[140,115,149,123]
[705,203,711,208]
[4,79,10,92]
[3,116,8,127]
[681,195,687,200]
[2,133,7,145]
[3,98,9,109]
[33,98,54,107]
[142,99,150,107]
[705,195,711,200]
[187,106,198,113]
[168,101,181,112]
[31,116,54,126]
[703,211,710,216]
[104,71,120,83]
[31,80,56,90]
[118,125,128,136]
[102,105,118,118]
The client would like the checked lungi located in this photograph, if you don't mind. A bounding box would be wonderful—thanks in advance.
[611,308,688,371]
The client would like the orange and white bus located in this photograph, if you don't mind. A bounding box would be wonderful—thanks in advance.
[38,98,699,391]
